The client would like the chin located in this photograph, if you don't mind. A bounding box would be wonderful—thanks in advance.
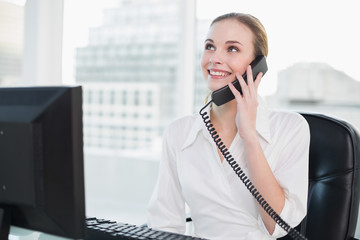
[207,79,232,92]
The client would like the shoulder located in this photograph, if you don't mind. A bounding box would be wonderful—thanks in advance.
[269,110,310,139]
[270,110,309,129]
[165,114,197,134]
[163,113,200,144]
[258,96,309,136]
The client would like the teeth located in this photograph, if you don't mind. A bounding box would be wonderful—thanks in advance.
[210,70,228,76]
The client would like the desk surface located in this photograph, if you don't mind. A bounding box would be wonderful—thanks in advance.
[9,226,72,240]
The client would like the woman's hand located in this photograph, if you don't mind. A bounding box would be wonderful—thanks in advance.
[228,65,263,141]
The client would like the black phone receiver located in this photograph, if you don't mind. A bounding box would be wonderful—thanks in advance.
[211,55,268,106]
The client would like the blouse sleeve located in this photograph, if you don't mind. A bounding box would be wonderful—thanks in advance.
[262,113,310,238]
[146,126,186,234]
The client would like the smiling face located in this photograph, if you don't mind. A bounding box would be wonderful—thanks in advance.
[201,19,255,92]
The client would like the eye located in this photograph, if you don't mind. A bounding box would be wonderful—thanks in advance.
[228,46,239,52]
[205,43,215,51]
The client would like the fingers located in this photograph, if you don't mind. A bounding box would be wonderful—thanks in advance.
[246,65,254,88]
[237,65,263,95]
[228,80,242,101]
[254,71,263,92]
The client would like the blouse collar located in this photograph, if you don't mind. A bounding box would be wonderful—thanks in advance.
[181,95,272,150]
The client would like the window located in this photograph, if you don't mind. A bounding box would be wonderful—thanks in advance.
[63,0,191,224]
[61,0,360,236]
[0,0,24,86]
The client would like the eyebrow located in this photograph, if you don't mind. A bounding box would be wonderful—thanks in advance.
[226,40,243,46]
[204,39,243,46]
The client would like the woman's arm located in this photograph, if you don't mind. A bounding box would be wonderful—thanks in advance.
[242,134,285,234]
[228,67,284,234]
[228,67,309,236]
[147,127,186,234]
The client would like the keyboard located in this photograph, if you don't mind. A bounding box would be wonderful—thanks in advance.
[86,217,207,240]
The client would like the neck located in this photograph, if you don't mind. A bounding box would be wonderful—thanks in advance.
[211,99,237,131]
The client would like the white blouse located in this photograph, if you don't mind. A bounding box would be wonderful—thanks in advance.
[147,97,310,240]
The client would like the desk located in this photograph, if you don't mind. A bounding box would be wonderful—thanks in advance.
[9,226,71,240]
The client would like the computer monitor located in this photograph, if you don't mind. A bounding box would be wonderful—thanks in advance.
[0,86,85,239]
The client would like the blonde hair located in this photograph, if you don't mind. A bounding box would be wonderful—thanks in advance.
[204,92,212,104]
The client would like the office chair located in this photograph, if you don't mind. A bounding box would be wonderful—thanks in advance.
[279,112,360,240]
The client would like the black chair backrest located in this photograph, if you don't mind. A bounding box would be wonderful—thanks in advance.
[280,113,360,240]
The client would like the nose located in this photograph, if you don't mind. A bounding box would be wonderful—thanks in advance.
[209,51,223,65]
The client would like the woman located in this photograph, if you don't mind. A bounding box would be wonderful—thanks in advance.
[147,13,310,240]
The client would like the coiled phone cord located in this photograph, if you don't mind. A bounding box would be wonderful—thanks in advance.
[199,100,307,240]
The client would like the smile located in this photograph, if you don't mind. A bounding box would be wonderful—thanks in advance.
[209,69,231,77]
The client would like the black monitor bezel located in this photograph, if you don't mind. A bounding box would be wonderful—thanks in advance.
[0,86,85,239]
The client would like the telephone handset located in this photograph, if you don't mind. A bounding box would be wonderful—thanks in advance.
[211,55,268,106]
[199,56,307,240]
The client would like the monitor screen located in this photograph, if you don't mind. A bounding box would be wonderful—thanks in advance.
[0,86,85,239]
